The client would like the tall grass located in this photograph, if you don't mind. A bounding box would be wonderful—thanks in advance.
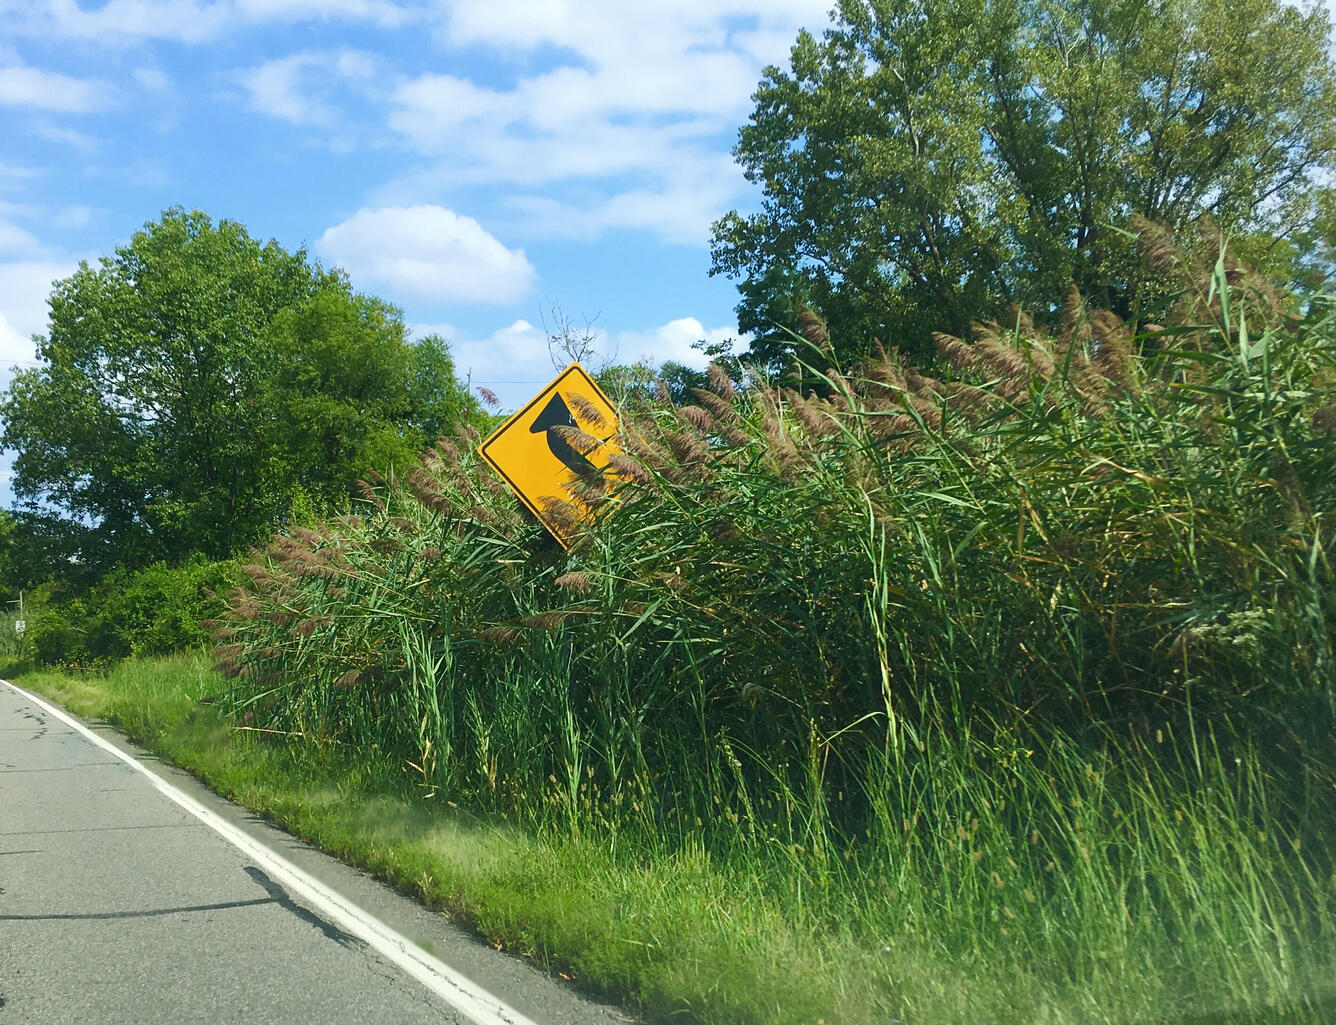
[214,236,1336,1022]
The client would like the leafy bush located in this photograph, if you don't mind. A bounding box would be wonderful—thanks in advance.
[88,558,243,659]
[19,559,241,666]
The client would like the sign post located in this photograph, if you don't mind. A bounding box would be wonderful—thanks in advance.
[477,363,621,550]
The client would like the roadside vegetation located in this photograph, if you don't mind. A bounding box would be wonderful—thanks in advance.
[4,0,1336,1022]
[201,236,1334,1023]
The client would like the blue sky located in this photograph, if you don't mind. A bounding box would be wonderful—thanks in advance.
[0,0,836,502]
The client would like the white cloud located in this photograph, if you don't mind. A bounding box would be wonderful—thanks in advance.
[613,317,738,369]
[379,2,829,246]
[240,48,381,125]
[442,318,552,382]
[442,0,827,59]
[242,53,327,123]
[0,60,107,112]
[500,155,743,245]
[0,313,32,365]
[0,260,74,364]
[235,0,407,27]
[408,311,744,412]
[31,121,99,150]
[319,205,536,305]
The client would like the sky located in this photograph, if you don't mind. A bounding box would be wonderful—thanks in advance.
[0,0,838,504]
[3,0,1335,508]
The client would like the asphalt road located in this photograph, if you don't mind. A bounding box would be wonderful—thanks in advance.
[0,681,633,1025]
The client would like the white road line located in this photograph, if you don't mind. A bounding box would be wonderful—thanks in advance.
[2,679,542,1025]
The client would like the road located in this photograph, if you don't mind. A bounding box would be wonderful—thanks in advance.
[0,681,632,1025]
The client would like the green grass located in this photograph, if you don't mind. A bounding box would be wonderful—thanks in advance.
[11,652,1335,1024]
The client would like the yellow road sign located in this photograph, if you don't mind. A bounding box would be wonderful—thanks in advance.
[477,363,621,549]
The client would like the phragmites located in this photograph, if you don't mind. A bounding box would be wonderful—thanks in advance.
[1090,311,1136,392]
[520,610,575,632]
[679,405,714,432]
[663,427,711,467]
[1132,215,1181,278]
[1059,285,1093,351]
[605,452,652,485]
[787,390,838,438]
[691,387,738,423]
[796,306,831,353]
[555,571,595,594]
[706,362,735,400]
[355,478,386,511]
[936,331,979,373]
[228,594,260,620]
[537,495,585,536]
[567,391,609,431]
[549,424,602,461]
[289,525,324,546]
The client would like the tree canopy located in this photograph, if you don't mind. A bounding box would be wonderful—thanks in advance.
[711,0,1336,366]
[0,208,481,571]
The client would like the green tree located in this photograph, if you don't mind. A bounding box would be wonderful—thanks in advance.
[405,334,486,446]
[0,208,479,571]
[711,0,1336,365]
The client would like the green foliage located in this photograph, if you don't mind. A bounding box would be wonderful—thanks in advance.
[18,558,241,666]
[711,0,1336,365]
[214,247,1336,1018]
[88,558,244,659]
[0,207,483,572]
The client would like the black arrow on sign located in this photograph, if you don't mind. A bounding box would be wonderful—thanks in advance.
[530,392,598,481]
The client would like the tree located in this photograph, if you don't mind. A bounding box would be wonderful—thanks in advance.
[710,0,1336,365]
[0,208,480,571]
[405,334,487,445]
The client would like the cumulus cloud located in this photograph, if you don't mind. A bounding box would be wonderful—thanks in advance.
[319,206,536,305]
[133,67,171,91]
[0,220,40,253]
[378,1,830,246]
[442,0,827,60]
[443,318,552,381]
[613,317,738,369]
[52,204,91,229]
[0,260,74,364]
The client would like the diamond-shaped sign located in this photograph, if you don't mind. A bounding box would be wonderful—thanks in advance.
[477,363,621,549]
